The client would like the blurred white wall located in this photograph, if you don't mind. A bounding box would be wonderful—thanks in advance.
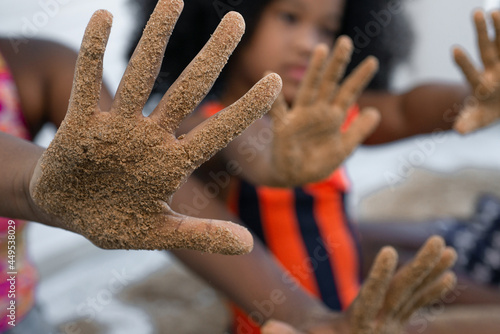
[393,0,480,89]
[486,0,499,10]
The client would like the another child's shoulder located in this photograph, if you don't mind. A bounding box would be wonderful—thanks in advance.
[0,38,77,82]
[0,38,79,131]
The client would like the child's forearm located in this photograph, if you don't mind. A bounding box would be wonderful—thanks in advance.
[173,241,331,327]
[400,84,470,134]
[171,177,332,327]
[0,132,46,223]
[361,84,470,144]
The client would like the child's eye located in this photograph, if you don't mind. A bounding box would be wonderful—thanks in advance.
[320,27,337,38]
[278,11,299,25]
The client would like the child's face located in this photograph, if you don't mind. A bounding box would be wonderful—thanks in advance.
[236,0,344,103]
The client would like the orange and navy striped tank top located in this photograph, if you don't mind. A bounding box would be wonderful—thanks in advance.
[200,101,362,334]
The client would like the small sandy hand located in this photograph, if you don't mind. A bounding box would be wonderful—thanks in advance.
[270,36,380,186]
[29,0,281,254]
[262,236,457,334]
[454,10,500,133]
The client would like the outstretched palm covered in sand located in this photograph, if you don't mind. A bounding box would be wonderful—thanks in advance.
[269,36,380,186]
[29,0,281,254]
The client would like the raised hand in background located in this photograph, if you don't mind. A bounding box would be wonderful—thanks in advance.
[262,236,457,334]
[454,10,500,134]
[269,36,380,186]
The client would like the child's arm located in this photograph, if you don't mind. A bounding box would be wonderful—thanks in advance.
[0,38,113,133]
[171,186,458,333]
[0,132,46,224]
[363,10,500,143]
[3,1,283,255]
[359,84,469,144]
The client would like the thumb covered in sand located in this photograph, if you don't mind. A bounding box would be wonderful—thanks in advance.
[155,208,254,254]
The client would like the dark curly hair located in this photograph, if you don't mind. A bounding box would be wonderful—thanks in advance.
[128,0,413,96]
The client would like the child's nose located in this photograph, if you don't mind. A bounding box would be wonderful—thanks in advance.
[293,25,321,54]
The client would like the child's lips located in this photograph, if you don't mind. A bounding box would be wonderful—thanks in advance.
[286,65,308,82]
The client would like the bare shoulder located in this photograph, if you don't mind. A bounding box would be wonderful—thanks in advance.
[0,38,77,82]
[0,38,77,134]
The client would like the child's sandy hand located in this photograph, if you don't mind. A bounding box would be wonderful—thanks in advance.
[269,36,380,186]
[261,236,457,334]
[29,1,281,254]
[348,236,457,334]
[454,10,500,134]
